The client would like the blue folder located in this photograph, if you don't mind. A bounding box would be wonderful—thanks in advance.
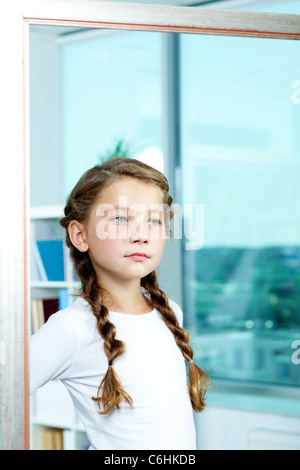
[36,239,65,281]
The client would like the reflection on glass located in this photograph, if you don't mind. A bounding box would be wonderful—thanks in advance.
[61,30,163,198]
[180,33,300,386]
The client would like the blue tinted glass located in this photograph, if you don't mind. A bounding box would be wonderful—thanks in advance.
[214,0,300,14]
[180,33,300,386]
[248,0,300,14]
[62,31,163,199]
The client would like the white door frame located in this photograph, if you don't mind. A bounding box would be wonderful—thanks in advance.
[0,0,299,449]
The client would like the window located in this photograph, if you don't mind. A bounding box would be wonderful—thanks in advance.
[180,32,300,386]
[61,30,163,199]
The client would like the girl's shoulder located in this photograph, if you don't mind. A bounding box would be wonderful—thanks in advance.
[48,296,96,342]
[168,298,183,327]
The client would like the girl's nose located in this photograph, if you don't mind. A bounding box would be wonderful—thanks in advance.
[129,221,149,244]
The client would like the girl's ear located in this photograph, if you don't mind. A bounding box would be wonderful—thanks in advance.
[68,220,89,252]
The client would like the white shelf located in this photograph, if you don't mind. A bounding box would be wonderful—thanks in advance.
[31,281,69,289]
[31,281,81,289]
[30,205,89,450]
[30,204,64,220]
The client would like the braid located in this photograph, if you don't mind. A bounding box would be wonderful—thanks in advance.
[61,212,133,415]
[88,287,133,415]
[141,271,209,413]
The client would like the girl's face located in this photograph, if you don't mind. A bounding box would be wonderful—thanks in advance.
[72,177,167,284]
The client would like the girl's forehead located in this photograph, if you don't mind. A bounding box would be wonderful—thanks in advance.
[96,177,164,205]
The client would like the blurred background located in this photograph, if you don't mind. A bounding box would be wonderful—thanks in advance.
[29,0,300,450]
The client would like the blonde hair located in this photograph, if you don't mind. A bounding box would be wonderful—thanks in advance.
[60,157,209,414]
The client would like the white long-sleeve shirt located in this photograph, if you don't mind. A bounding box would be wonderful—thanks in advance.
[30,296,196,450]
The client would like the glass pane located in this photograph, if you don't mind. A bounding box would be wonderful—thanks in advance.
[214,0,300,14]
[61,30,163,199]
[180,33,300,386]
[247,0,300,14]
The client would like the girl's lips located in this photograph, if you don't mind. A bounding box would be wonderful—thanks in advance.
[125,253,149,261]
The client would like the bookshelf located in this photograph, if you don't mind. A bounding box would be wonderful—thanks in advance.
[30,205,90,450]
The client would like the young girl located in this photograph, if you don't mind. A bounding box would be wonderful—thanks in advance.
[30,157,208,450]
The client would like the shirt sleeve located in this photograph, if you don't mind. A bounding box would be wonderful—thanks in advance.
[29,312,77,395]
[168,299,183,328]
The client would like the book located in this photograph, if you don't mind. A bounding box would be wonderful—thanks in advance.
[35,239,65,281]
[42,427,64,450]
[59,288,69,311]
[31,297,60,333]
[43,298,60,323]
[31,299,44,333]
[31,291,70,333]
[32,239,47,281]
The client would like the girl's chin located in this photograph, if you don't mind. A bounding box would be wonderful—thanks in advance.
[122,265,156,279]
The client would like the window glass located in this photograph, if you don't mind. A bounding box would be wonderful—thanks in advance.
[215,0,300,14]
[249,0,300,14]
[62,31,163,199]
[180,33,300,386]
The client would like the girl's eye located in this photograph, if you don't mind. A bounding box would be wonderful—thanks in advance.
[113,216,127,223]
[148,219,161,226]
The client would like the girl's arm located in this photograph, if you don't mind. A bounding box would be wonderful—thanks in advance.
[29,312,77,394]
